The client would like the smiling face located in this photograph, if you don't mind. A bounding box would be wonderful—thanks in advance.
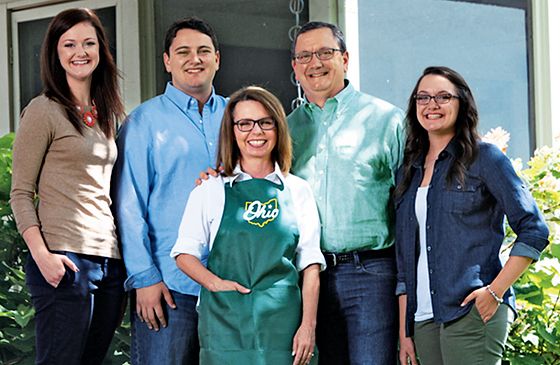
[233,100,277,167]
[291,27,348,107]
[57,21,99,85]
[416,74,460,138]
[164,28,220,100]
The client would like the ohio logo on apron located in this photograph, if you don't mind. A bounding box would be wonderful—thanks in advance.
[243,198,279,227]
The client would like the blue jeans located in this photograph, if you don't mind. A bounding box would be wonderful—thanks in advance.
[25,251,126,365]
[316,255,398,365]
[131,290,199,365]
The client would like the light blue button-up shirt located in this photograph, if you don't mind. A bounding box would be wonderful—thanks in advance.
[288,82,404,253]
[112,82,227,295]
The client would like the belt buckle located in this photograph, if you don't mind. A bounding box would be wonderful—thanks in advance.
[325,253,337,267]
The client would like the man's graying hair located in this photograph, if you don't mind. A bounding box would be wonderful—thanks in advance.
[291,21,347,56]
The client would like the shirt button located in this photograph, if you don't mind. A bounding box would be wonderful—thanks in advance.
[199,120,203,124]
[426,225,431,230]
[431,290,435,295]
[323,121,327,126]
[457,185,462,190]
[429,269,433,274]
[208,142,213,146]
[319,170,324,175]
[427,246,431,252]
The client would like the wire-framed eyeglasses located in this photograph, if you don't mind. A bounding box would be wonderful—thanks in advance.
[293,48,343,64]
[414,93,460,105]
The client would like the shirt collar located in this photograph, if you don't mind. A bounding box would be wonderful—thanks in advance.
[304,79,354,112]
[164,82,218,112]
[412,137,461,169]
[223,162,286,187]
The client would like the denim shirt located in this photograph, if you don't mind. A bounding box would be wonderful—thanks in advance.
[395,139,549,336]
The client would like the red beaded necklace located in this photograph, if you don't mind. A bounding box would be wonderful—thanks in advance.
[76,100,98,127]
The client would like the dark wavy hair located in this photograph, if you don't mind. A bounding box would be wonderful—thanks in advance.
[40,8,123,137]
[394,66,480,198]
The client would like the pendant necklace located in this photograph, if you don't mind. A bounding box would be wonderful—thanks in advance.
[76,100,98,127]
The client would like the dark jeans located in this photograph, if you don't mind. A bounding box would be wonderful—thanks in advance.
[131,290,199,365]
[317,255,398,365]
[25,251,126,365]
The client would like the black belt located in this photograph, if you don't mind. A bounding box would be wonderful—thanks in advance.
[323,246,394,268]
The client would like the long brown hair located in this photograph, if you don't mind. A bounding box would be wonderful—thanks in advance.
[40,8,123,137]
[394,66,480,198]
[217,86,292,176]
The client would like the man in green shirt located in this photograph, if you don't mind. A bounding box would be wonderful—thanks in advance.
[289,21,404,364]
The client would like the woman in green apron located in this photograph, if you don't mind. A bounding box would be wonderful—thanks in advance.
[172,86,325,365]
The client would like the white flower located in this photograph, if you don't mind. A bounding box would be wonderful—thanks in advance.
[482,127,510,153]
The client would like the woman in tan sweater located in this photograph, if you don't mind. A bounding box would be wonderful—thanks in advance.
[10,8,125,365]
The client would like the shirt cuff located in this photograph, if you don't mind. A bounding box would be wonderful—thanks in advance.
[396,281,406,296]
[124,266,163,291]
[296,250,327,272]
[510,241,542,261]
[170,240,204,259]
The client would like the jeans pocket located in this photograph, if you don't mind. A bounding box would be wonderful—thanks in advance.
[360,257,397,277]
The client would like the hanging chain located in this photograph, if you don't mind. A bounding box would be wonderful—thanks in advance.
[289,0,305,110]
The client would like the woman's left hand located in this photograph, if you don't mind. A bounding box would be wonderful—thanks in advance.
[461,287,500,323]
[292,322,316,365]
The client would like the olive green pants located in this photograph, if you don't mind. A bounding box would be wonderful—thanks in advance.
[413,304,514,365]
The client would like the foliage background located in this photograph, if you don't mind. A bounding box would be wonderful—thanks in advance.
[0,131,559,364]
[0,133,130,365]
[504,146,560,365]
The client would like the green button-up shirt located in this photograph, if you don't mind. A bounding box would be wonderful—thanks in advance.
[288,82,404,253]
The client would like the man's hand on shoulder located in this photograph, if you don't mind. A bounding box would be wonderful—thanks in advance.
[195,166,222,186]
[135,282,176,331]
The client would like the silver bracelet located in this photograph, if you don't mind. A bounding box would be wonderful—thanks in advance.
[485,285,503,304]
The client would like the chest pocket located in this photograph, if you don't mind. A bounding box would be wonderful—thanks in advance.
[445,178,483,214]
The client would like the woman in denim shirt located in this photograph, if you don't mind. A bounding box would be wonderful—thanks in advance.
[394,66,549,365]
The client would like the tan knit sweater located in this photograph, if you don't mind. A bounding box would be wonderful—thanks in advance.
[10,95,120,259]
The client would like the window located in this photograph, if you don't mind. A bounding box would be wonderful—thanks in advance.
[153,0,308,112]
[350,0,532,160]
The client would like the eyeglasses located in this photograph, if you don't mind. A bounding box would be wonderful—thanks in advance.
[234,117,276,132]
[414,93,459,105]
[293,48,343,64]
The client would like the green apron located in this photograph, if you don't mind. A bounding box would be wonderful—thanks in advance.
[199,178,317,364]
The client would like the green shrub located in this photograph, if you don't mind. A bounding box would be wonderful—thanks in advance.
[505,146,560,364]
[0,133,130,364]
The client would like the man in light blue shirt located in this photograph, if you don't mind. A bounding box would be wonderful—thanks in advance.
[289,22,404,364]
[112,17,226,364]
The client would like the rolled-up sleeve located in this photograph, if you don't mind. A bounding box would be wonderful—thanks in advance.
[481,144,549,259]
[288,175,326,272]
[171,177,224,259]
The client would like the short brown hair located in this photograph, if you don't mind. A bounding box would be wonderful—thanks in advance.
[217,86,292,176]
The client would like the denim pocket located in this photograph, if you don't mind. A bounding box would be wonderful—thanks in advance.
[446,180,481,214]
[360,257,396,277]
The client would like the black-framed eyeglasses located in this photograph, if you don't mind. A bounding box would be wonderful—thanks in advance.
[234,117,276,132]
[293,48,343,64]
[414,93,460,105]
